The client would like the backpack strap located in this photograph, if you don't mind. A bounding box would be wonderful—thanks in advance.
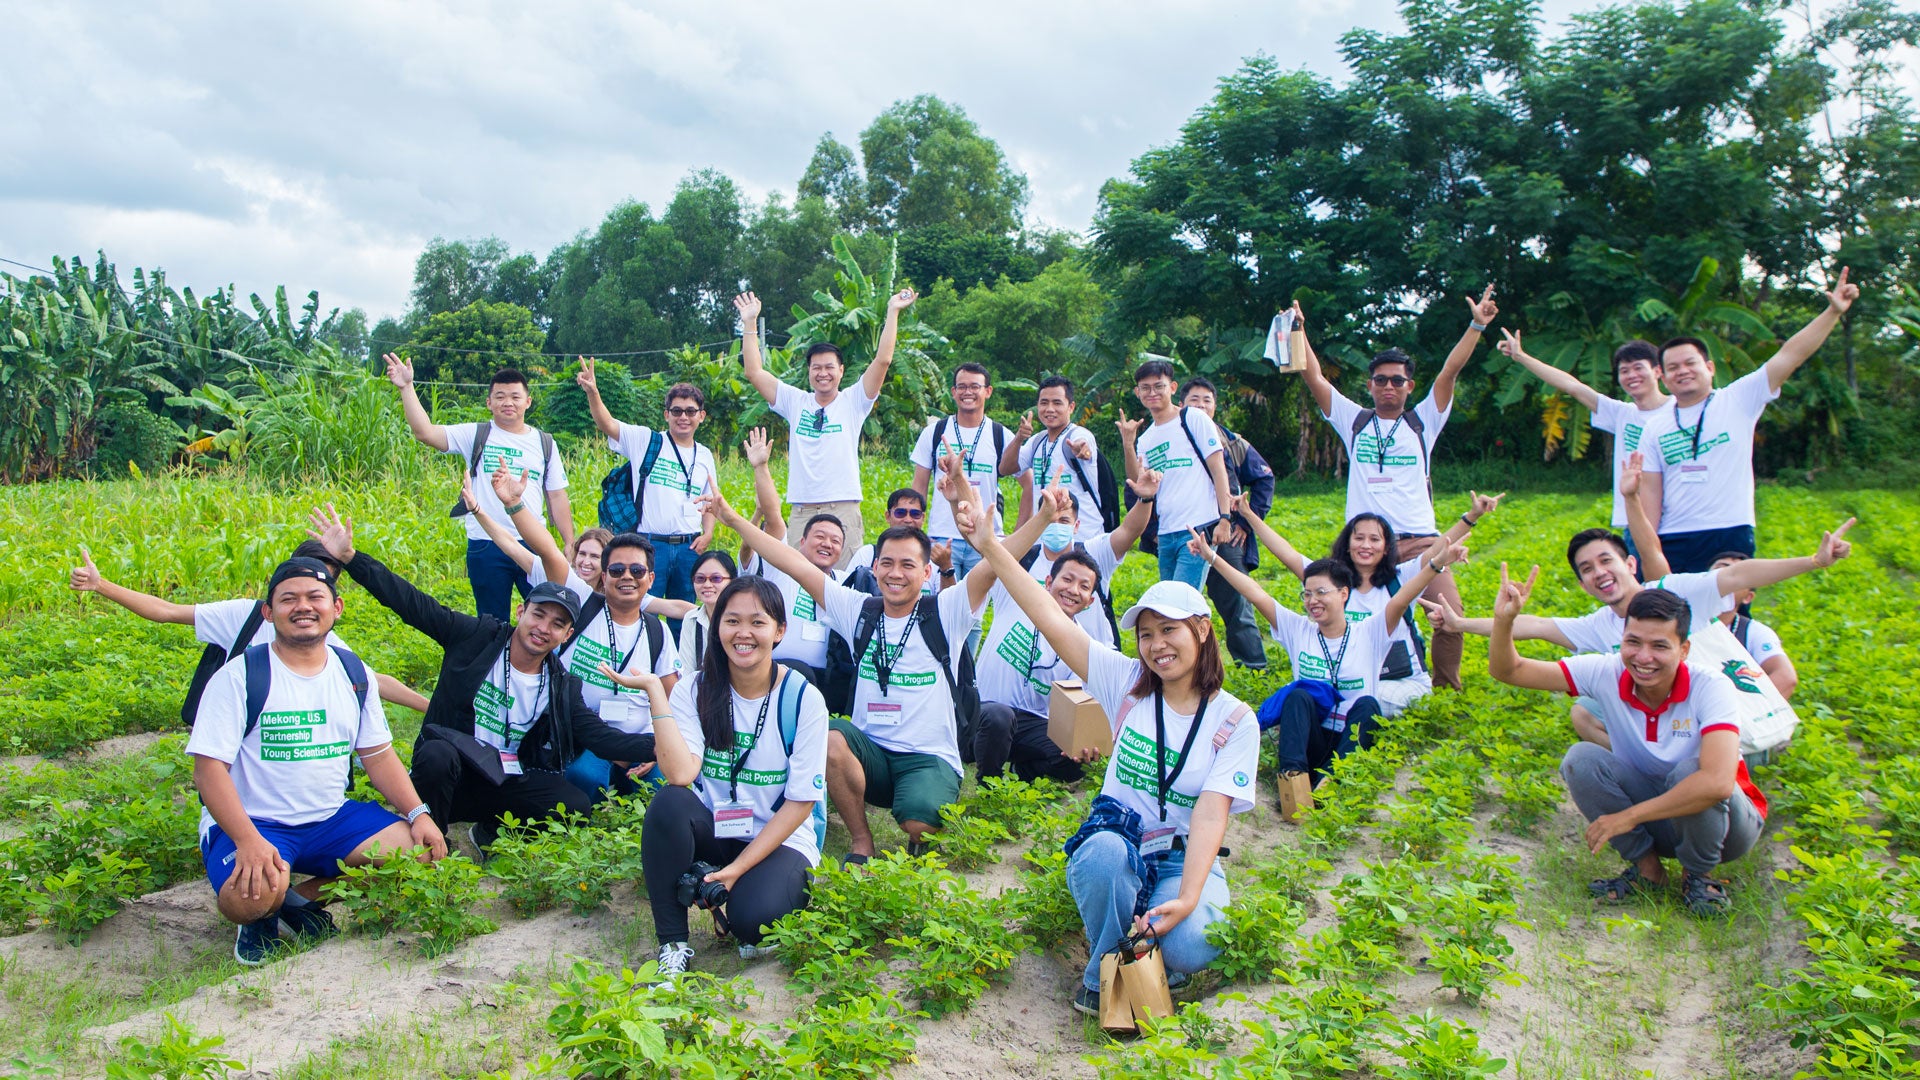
[1211,700,1252,750]
[562,593,611,652]
[1018,547,1041,574]
[229,601,267,660]
[466,421,493,477]
[1177,407,1211,466]
[771,667,828,847]
[243,643,273,740]
[644,613,666,671]
[930,416,951,467]
[1349,408,1433,481]
[1387,572,1428,667]
[329,644,371,721]
[914,595,954,687]
[1066,452,1099,513]
[539,430,556,518]
[1730,614,1752,652]
[848,596,889,679]
[632,431,665,528]
[1112,693,1137,739]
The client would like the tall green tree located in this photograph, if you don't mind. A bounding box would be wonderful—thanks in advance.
[403,300,546,388]
[859,96,1029,235]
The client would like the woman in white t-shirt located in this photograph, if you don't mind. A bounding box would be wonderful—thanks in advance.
[609,577,828,981]
[463,471,612,603]
[956,498,1260,1017]
[674,550,737,675]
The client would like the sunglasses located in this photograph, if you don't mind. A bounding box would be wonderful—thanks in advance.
[604,562,650,579]
[693,573,732,585]
[666,406,701,417]
[890,507,925,519]
[1370,375,1411,387]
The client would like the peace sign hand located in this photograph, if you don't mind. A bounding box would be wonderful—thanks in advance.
[1826,267,1859,315]
[1466,285,1498,327]
[575,357,599,395]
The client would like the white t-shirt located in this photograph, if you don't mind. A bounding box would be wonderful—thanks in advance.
[526,559,596,606]
[761,563,831,670]
[610,423,717,536]
[1345,556,1427,679]
[1638,368,1778,532]
[1267,606,1394,718]
[911,417,1008,540]
[194,599,346,652]
[1020,425,1105,542]
[1589,396,1666,528]
[471,649,548,755]
[1081,644,1259,836]
[1325,389,1448,536]
[1026,535,1123,646]
[1135,408,1226,535]
[819,581,978,774]
[444,423,569,542]
[676,607,711,675]
[667,670,830,866]
[187,647,392,836]
[1735,617,1785,666]
[773,382,877,504]
[976,583,1076,716]
[1553,571,1732,655]
[1557,655,1761,800]
[557,606,681,731]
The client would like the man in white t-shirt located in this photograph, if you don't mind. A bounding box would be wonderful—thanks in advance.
[68,539,431,716]
[1004,375,1105,542]
[1118,359,1234,589]
[1298,289,1500,691]
[1016,471,1160,645]
[188,558,447,965]
[1489,570,1768,916]
[911,363,1028,579]
[577,359,718,609]
[385,358,574,620]
[740,426,856,684]
[1710,551,1797,699]
[1497,334,1668,556]
[737,288,917,570]
[1636,269,1859,572]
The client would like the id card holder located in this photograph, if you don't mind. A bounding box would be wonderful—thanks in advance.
[1365,473,1396,490]
[1140,827,1177,857]
[714,801,754,839]
[1680,464,1709,485]
[500,752,524,776]
[1320,713,1347,734]
[801,621,828,642]
[866,702,903,727]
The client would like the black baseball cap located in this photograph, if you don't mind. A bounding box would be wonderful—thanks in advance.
[524,581,581,624]
[266,557,338,598]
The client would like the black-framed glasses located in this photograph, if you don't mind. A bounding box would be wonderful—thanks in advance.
[1370,374,1411,387]
[604,562,649,578]
[666,406,701,417]
[953,381,988,392]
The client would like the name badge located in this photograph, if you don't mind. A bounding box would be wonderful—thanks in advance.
[1365,474,1396,489]
[865,702,903,727]
[801,622,828,642]
[1140,827,1177,856]
[1320,713,1347,734]
[1680,464,1710,485]
[500,752,524,776]
[714,801,754,839]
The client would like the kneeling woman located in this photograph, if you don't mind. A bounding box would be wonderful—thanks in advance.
[605,577,828,980]
[956,498,1259,1017]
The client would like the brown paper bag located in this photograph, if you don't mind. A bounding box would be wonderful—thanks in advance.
[1098,948,1135,1032]
[1279,771,1314,822]
[1123,944,1175,1024]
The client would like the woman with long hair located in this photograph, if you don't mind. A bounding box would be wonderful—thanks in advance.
[954,496,1258,1018]
[606,576,827,982]
[673,549,737,675]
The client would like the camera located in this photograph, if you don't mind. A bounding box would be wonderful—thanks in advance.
[676,861,730,910]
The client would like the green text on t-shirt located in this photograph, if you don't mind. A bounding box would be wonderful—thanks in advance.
[479,444,542,486]
[1292,651,1365,691]
[995,621,1050,693]
[1352,431,1417,468]
[797,411,843,438]
[1656,428,1731,465]
[1144,442,1194,472]
[567,634,623,691]
[257,709,350,762]
[1114,726,1197,810]
[475,681,515,743]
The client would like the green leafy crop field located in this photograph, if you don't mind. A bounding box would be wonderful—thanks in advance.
[1,454,1916,1078]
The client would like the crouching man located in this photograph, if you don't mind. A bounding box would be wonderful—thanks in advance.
[189,557,447,966]
[1488,565,1767,916]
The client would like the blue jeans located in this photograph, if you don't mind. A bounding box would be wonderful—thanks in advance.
[941,537,984,578]
[1656,524,1756,575]
[466,539,531,621]
[1066,831,1231,991]
[1157,534,1211,588]
[563,750,664,806]
[647,535,699,606]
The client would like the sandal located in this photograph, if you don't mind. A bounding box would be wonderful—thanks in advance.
[1588,864,1660,903]
[1681,871,1732,917]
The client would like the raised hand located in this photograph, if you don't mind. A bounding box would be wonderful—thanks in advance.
[575,356,599,396]
[1126,467,1163,500]
[70,546,104,593]
[490,463,529,507]
[1620,451,1644,498]
[887,288,917,313]
[931,540,953,574]
[936,447,969,504]
[383,352,414,389]
[1493,562,1539,621]
[1813,517,1856,568]
[743,427,772,469]
[306,503,356,564]
[1116,410,1142,441]
[1469,489,1507,521]
[1496,328,1525,360]
[1466,284,1498,328]
[692,487,734,523]
[1067,435,1093,460]
[1043,484,1074,518]
[1016,410,1034,441]
[1825,266,1859,315]
[953,498,989,546]
[1431,540,1471,570]
[733,292,762,324]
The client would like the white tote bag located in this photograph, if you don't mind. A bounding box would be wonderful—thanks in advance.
[1686,621,1798,754]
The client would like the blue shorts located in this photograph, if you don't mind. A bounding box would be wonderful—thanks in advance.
[202,800,403,894]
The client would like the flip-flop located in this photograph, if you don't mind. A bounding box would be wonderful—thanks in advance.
[1588,864,1660,903]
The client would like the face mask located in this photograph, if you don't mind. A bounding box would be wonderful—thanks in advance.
[1041,523,1075,551]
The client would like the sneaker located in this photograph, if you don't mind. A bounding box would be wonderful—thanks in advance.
[277,901,338,942]
[1071,983,1100,1017]
[654,941,695,983]
[234,915,281,967]
[469,820,498,862]
[737,942,777,961]
[1167,970,1191,991]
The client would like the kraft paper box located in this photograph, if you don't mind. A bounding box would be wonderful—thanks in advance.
[1049,680,1112,758]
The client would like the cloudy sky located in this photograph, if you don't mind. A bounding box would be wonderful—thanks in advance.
[0,0,1867,321]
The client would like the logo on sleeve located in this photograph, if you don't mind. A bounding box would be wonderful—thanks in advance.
[1233,772,1249,787]
[812,775,825,789]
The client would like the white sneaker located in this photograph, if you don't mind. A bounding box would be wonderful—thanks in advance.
[654,941,694,983]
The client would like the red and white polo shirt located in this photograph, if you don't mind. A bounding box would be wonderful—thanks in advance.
[1558,654,1769,818]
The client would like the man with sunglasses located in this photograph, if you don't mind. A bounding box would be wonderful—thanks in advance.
[850,490,947,593]
[911,363,1028,579]
[1297,289,1499,690]
[737,288,918,571]
[578,361,719,609]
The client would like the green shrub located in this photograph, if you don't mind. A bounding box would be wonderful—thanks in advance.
[102,1014,242,1079]
[324,848,495,956]
[90,400,183,478]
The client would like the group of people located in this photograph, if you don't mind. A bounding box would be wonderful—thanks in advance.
[72,269,1864,1015]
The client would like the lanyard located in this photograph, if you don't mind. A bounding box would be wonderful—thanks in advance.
[664,437,695,493]
[1152,691,1211,823]
[1033,429,1069,488]
[1675,392,1715,460]
[495,644,547,737]
[952,418,989,477]
[873,606,922,696]
[728,689,775,801]
[605,607,645,682]
[1368,414,1404,473]
[1316,626,1352,686]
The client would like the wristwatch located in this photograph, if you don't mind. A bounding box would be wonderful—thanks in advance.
[406,804,432,824]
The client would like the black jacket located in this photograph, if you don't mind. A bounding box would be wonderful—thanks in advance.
[344,551,655,771]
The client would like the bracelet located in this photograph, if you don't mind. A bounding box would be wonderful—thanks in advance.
[651,714,673,723]
[1460,513,1479,527]
[1469,321,1488,333]
[406,804,431,824]
[502,500,526,516]
[1138,494,1156,504]
[940,567,957,577]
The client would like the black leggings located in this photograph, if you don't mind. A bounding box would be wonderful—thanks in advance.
[1273,687,1382,783]
[640,785,812,946]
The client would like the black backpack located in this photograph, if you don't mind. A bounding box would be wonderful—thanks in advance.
[242,642,369,738]
[1125,406,1212,556]
[1065,450,1122,532]
[1019,544,1122,645]
[183,603,266,727]
[824,595,979,760]
[449,421,556,520]
[929,416,1009,512]
[561,594,666,677]
[1379,570,1430,681]
[821,569,884,715]
[598,431,664,534]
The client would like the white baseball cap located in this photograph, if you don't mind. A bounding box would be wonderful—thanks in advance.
[1118,580,1212,630]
